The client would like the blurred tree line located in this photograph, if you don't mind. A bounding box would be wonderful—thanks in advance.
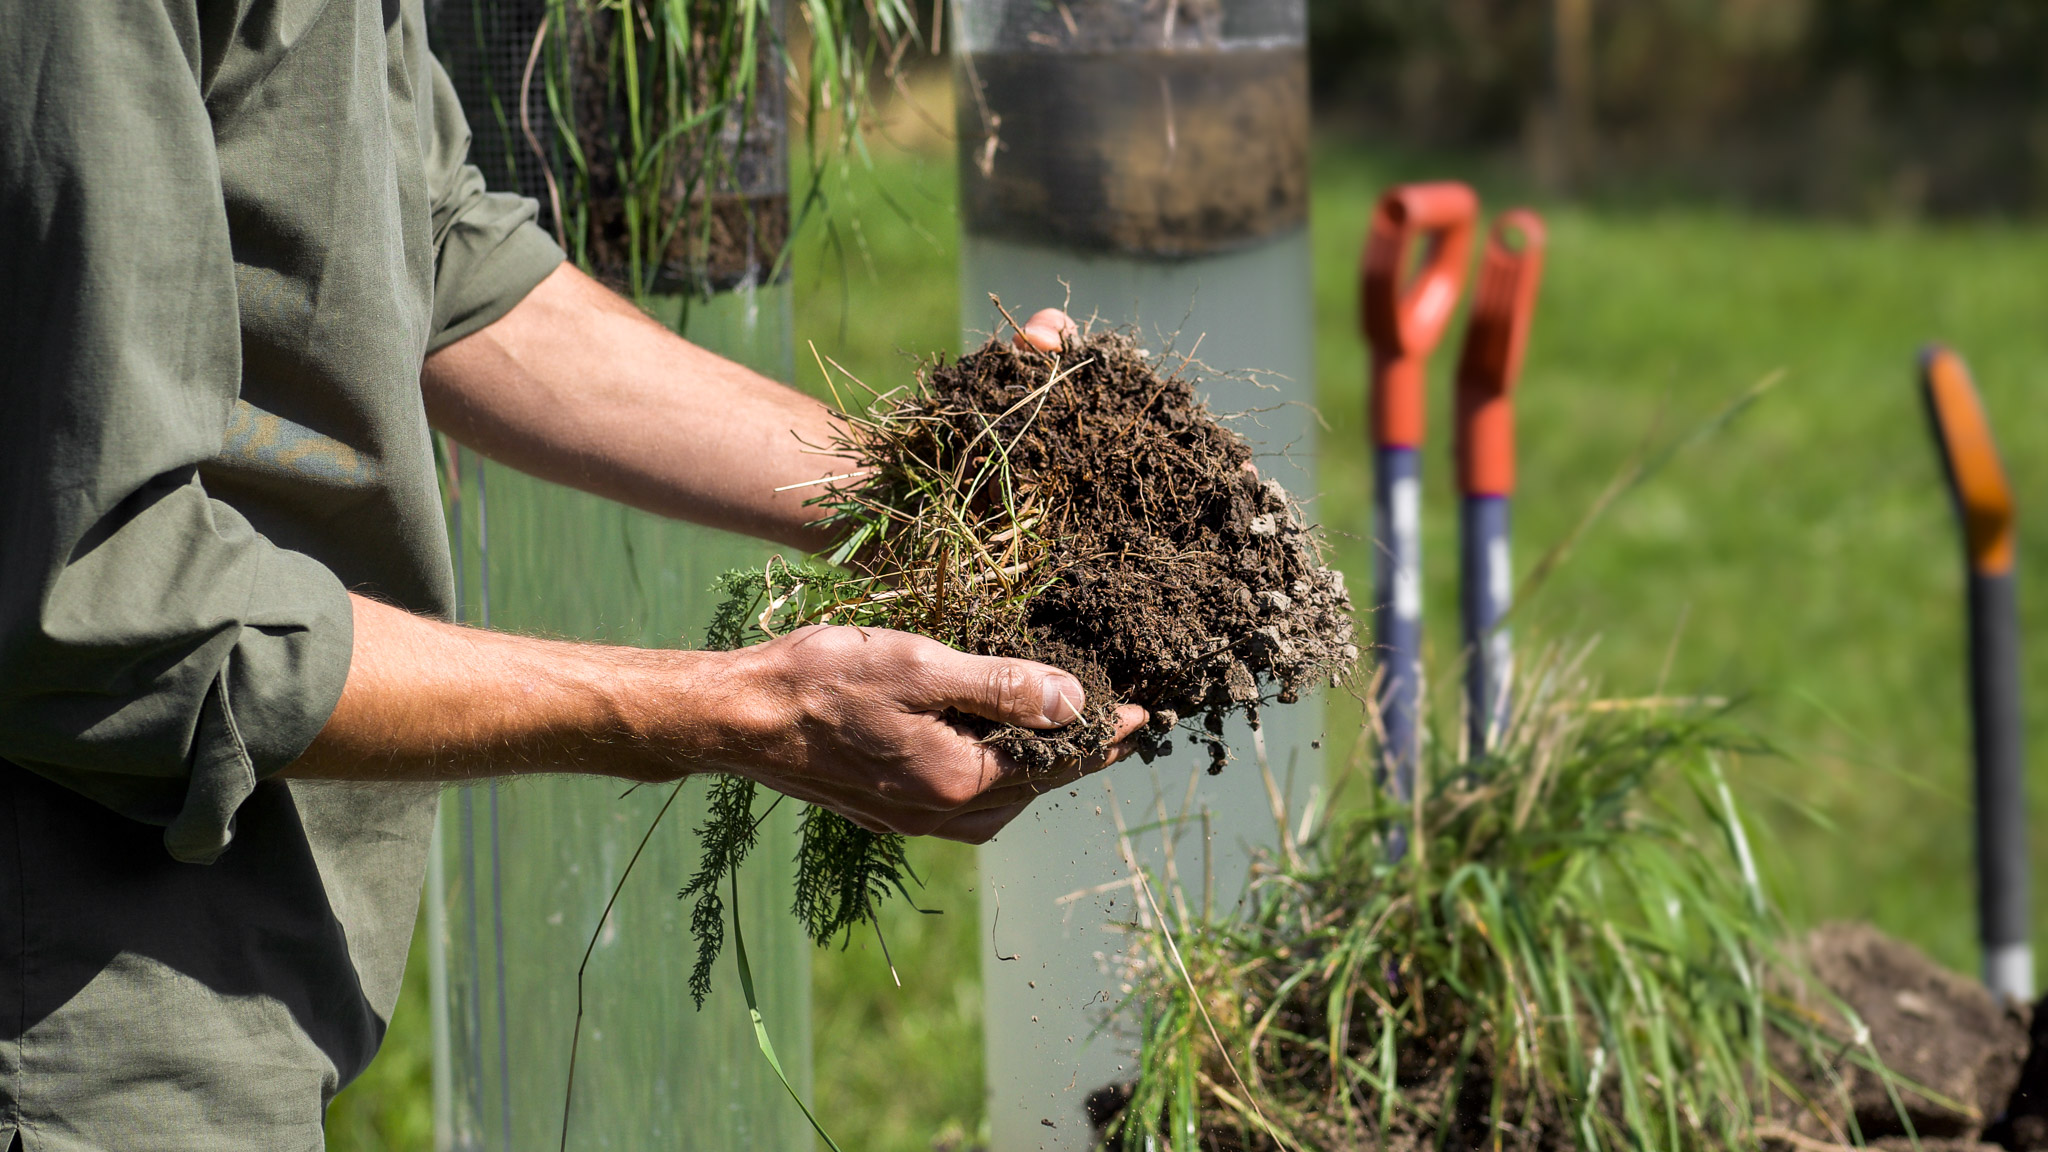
[1309,0,2048,217]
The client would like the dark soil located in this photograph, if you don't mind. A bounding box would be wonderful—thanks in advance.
[1089,992,1573,1152]
[957,47,1309,257]
[565,4,791,294]
[586,192,790,295]
[849,328,1357,772]
[1091,922,2048,1151]
[1777,922,2031,1144]
[954,0,1309,257]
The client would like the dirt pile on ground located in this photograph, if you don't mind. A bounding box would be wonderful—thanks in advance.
[1091,921,2048,1151]
[841,328,1356,771]
[1085,999,1577,1152]
[1764,922,2031,1147]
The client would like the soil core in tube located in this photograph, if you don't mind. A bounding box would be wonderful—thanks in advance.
[957,46,1308,257]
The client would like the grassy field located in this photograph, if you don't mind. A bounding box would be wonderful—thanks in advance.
[328,134,2048,1150]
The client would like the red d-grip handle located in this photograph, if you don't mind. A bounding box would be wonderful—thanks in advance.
[1362,182,1479,448]
[1455,210,1547,497]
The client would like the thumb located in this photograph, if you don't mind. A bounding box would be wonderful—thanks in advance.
[1013,308,1078,353]
[919,650,1085,729]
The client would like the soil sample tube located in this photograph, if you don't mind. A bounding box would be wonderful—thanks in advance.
[1921,346,2032,1002]
[428,6,808,1149]
[953,0,1315,1145]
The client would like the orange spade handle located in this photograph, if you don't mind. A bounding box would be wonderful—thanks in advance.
[1362,182,1479,448]
[1454,210,1547,497]
[1922,345,2016,575]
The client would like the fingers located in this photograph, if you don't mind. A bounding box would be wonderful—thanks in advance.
[927,729,1149,843]
[1012,308,1078,353]
[791,710,1150,840]
[917,703,1146,814]
[1108,703,1148,743]
[928,801,1030,844]
[916,648,1086,729]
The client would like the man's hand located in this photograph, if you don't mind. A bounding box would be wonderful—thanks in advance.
[705,626,1145,842]
[289,595,1144,844]
[315,283,1140,842]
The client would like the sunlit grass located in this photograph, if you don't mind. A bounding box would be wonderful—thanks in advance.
[1111,647,1895,1151]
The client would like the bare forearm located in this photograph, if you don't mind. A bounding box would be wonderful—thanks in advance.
[281,595,1143,843]
[310,302,1139,842]
[421,263,850,553]
[284,594,740,782]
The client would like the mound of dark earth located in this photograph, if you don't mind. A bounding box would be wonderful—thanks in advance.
[855,329,1356,771]
[1766,922,2030,1149]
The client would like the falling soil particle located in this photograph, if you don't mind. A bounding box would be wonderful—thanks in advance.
[843,328,1356,772]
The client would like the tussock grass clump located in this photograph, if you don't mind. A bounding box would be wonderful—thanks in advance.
[681,319,1357,1004]
[1101,649,1890,1152]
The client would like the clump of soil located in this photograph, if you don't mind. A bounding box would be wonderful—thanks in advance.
[958,47,1309,257]
[832,327,1356,771]
[1092,922,2047,1152]
[1770,922,2030,1145]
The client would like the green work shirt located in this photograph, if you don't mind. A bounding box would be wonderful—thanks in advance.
[0,0,564,1147]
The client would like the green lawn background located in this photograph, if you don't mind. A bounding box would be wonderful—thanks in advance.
[327,132,2048,1149]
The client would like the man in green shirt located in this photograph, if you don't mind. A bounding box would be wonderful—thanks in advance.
[0,1,1137,1148]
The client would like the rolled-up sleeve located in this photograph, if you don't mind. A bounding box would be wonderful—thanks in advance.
[418,51,566,352]
[0,0,354,863]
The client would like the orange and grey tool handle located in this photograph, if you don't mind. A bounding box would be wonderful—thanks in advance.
[1363,182,1480,450]
[1362,182,1477,821]
[1921,345,2031,1000]
[1453,211,1545,755]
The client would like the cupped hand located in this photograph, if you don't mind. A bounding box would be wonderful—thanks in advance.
[723,625,1146,843]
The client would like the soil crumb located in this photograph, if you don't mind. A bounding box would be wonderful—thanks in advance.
[839,327,1356,771]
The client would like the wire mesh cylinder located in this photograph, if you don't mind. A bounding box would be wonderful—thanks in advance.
[426,4,809,1148]
[430,0,790,296]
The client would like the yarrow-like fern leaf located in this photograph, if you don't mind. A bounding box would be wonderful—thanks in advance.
[678,773,760,1008]
[684,560,920,1005]
[791,805,916,947]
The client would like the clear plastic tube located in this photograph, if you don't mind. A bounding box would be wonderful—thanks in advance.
[432,285,813,1152]
[954,0,1317,1143]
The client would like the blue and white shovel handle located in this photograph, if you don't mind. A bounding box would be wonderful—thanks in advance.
[1362,183,1478,811]
[1454,210,1546,757]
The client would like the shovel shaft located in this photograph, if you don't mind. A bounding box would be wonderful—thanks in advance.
[1461,495,1512,755]
[1452,211,1541,761]
[1374,445,1423,805]
[1921,345,2031,1000]
[1363,183,1478,852]
[1970,569,2032,999]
